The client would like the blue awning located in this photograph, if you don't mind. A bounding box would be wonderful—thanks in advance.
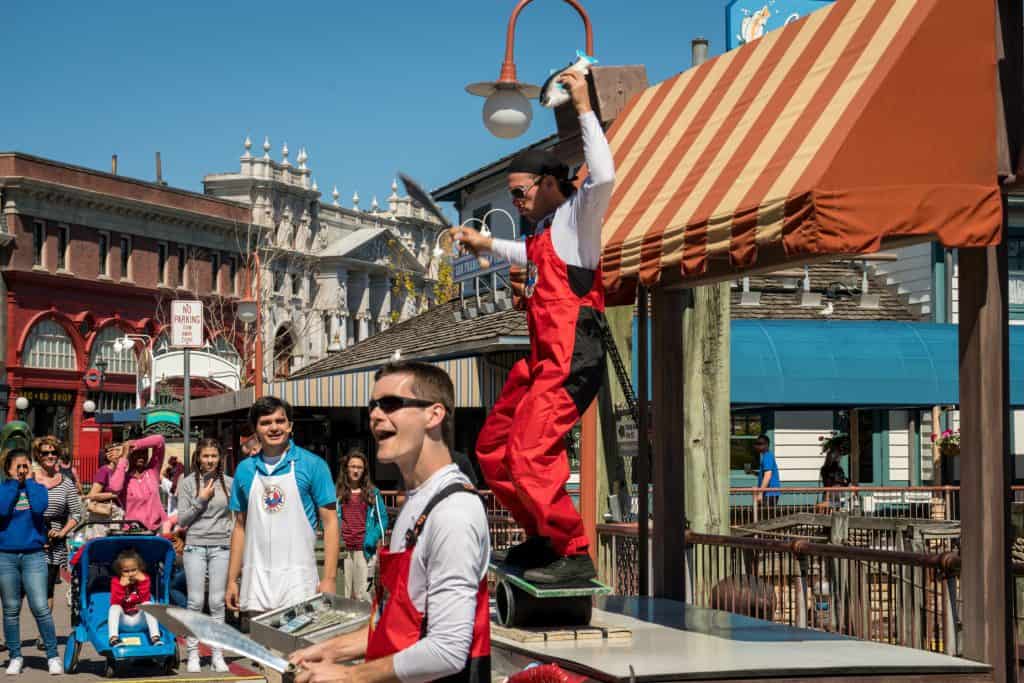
[731,321,1024,407]
[93,410,142,424]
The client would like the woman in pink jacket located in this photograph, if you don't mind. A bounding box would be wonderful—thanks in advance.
[108,435,166,531]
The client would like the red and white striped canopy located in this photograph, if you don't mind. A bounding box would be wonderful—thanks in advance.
[601,0,1002,297]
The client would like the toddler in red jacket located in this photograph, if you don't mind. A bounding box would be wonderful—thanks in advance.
[108,549,162,646]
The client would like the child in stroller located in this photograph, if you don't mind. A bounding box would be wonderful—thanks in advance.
[107,549,162,647]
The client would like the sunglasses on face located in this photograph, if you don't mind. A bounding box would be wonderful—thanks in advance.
[368,395,437,414]
[509,177,543,201]
[39,450,57,457]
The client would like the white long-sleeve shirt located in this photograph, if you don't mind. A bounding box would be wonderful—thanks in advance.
[390,464,490,683]
[490,111,615,270]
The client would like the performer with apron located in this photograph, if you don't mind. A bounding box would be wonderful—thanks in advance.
[455,69,615,584]
[290,361,490,683]
[226,397,339,619]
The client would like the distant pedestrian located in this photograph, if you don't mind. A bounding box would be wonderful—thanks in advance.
[0,449,62,675]
[109,435,167,531]
[31,436,83,613]
[334,449,387,602]
[753,435,780,510]
[819,447,850,510]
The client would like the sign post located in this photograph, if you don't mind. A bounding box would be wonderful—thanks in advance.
[171,300,204,466]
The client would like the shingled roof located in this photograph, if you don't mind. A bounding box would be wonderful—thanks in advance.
[292,261,920,379]
[291,298,528,378]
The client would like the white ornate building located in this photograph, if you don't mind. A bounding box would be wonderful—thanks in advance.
[203,136,446,378]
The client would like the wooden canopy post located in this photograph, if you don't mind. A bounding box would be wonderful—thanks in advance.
[651,287,687,599]
[958,240,1013,682]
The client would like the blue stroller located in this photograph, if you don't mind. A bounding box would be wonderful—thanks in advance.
[63,525,181,676]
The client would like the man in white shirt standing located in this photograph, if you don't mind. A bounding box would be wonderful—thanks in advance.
[455,69,615,584]
[290,361,490,683]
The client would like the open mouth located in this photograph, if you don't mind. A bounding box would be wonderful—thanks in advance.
[373,428,396,443]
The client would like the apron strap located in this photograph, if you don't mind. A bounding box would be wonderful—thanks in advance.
[404,482,480,549]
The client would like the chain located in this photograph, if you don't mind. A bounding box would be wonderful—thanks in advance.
[598,317,639,426]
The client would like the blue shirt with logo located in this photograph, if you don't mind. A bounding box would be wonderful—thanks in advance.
[229,441,336,529]
[758,450,781,497]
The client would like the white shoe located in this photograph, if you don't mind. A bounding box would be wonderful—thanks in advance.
[5,658,22,675]
[47,658,63,676]
[211,651,229,673]
[186,653,201,673]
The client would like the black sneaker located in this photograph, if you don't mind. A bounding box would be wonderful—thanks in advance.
[493,537,558,570]
[523,554,597,584]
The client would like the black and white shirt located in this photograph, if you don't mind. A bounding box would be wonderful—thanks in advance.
[42,476,83,566]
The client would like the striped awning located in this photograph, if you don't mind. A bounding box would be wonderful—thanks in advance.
[601,0,1001,297]
[265,356,509,409]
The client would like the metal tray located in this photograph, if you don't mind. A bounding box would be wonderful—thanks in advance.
[249,593,370,655]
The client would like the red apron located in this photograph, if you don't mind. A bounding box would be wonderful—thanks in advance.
[365,483,490,683]
[476,224,606,556]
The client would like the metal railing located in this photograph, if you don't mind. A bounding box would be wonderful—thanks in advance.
[729,485,961,526]
[598,523,964,653]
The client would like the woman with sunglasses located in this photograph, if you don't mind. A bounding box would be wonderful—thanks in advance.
[452,69,614,584]
[0,449,63,674]
[31,436,83,614]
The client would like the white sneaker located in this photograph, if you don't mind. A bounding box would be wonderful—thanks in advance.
[186,653,201,673]
[5,658,22,675]
[47,658,62,676]
[211,651,230,673]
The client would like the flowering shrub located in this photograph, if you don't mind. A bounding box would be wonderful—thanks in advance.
[931,429,960,456]
[818,431,850,455]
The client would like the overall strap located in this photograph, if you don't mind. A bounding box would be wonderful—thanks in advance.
[404,482,479,549]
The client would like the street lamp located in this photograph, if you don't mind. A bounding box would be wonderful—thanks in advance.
[238,252,264,399]
[466,0,594,139]
[83,400,96,414]
[14,396,28,420]
[111,334,151,409]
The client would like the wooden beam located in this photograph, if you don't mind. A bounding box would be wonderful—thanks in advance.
[580,401,598,563]
[651,287,686,599]
[958,241,1013,683]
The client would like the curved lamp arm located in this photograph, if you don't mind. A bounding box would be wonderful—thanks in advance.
[499,0,595,83]
[482,208,519,241]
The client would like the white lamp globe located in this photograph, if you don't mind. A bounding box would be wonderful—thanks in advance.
[15,397,28,411]
[483,88,532,139]
[112,340,123,353]
[83,400,96,413]
[237,299,258,324]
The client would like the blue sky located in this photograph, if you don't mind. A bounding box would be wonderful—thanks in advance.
[2,2,729,201]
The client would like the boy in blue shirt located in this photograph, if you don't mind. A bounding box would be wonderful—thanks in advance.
[754,435,781,507]
[225,397,339,616]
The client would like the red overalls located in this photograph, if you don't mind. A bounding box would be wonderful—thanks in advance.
[476,225,606,557]
[366,483,490,683]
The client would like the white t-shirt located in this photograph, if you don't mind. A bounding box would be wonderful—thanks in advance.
[389,464,490,683]
[491,110,616,270]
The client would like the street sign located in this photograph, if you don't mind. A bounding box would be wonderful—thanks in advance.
[170,300,204,348]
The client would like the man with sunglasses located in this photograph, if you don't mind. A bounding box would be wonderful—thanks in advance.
[453,69,614,583]
[291,361,490,683]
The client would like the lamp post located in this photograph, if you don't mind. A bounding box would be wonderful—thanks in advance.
[112,334,152,409]
[237,252,263,399]
[466,0,594,138]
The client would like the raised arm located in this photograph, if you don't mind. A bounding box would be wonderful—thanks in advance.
[134,435,165,474]
[108,454,130,495]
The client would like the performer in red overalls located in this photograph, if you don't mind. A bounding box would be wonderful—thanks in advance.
[456,70,615,584]
[292,361,490,683]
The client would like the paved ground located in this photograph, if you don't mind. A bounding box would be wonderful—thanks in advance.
[6,589,264,683]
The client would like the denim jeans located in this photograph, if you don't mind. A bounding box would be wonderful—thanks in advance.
[0,551,58,659]
[182,545,230,655]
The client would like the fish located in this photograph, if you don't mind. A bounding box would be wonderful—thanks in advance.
[539,50,598,109]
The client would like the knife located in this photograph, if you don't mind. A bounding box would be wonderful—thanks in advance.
[141,604,296,678]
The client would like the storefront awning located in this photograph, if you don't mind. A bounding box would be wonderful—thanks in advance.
[601,0,1000,298]
[266,355,507,409]
[732,320,1024,407]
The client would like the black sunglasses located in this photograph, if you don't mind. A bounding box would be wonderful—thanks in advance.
[39,449,57,456]
[368,395,437,414]
[509,176,543,201]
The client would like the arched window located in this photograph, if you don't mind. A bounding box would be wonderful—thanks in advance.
[210,337,242,367]
[23,319,77,370]
[89,326,138,375]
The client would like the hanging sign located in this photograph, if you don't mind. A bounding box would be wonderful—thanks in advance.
[170,300,204,348]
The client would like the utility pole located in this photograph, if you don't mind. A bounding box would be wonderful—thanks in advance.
[682,38,730,535]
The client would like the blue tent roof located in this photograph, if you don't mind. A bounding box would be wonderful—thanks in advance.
[93,410,142,424]
[731,320,1023,407]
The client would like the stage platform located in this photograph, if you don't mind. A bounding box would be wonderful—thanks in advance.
[490,597,992,682]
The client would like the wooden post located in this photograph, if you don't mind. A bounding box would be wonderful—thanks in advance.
[638,287,651,596]
[580,402,598,563]
[958,242,1013,681]
[683,283,731,535]
[849,408,860,486]
[651,287,687,599]
[931,405,942,484]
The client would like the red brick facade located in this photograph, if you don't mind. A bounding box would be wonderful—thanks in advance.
[0,153,250,458]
